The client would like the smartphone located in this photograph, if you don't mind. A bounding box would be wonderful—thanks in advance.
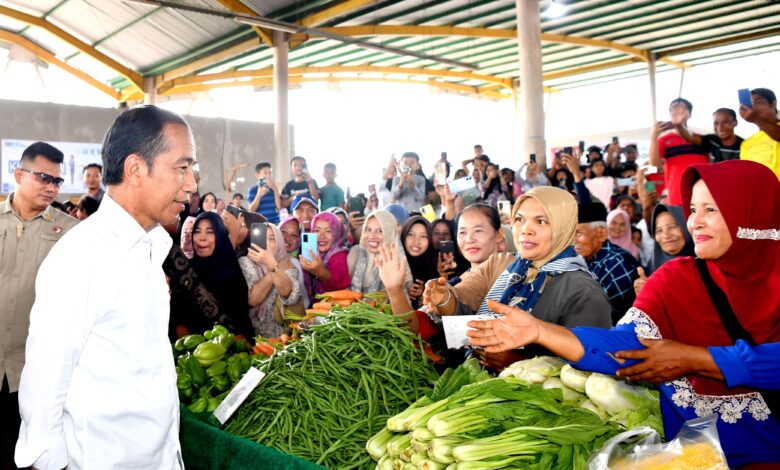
[563,146,573,155]
[441,152,448,159]
[738,88,752,108]
[644,181,657,193]
[301,233,318,262]
[639,164,658,175]
[616,177,636,186]
[225,205,241,218]
[578,141,585,153]
[434,161,448,185]
[439,240,455,254]
[448,175,476,194]
[497,200,511,217]
[661,121,675,130]
[420,204,436,222]
[250,223,267,250]
[348,196,365,216]
[612,136,619,145]
[259,177,268,187]
[530,153,537,163]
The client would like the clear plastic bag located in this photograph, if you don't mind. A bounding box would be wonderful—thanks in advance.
[588,415,729,470]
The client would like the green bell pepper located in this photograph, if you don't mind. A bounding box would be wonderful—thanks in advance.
[174,336,187,352]
[214,333,235,350]
[236,352,251,373]
[186,355,207,387]
[210,375,230,392]
[179,387,194,402]
[193,342,226,367]
[227,362,243,382]
[207,360,227,378]
[232,339,247,353]
[183,334,206,350]
[187,397,208,413]
[176,373,192,392]
[211,325,230,337]
[206,397,221,413]
[177,352,191,369]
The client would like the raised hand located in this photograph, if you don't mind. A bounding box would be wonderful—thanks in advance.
[466,300,540,352]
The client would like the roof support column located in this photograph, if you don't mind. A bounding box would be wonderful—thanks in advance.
[647,52,658,123]
[515,0,546,169]
[144,76,156,105]
[273,30,291,184]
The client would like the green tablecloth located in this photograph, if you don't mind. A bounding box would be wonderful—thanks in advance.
[180,406,325,470]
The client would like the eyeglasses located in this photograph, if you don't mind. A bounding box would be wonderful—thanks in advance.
[19,168,65,187]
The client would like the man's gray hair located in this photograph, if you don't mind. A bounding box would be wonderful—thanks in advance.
[587,221,607,229]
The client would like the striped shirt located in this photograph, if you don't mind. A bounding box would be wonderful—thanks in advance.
[247,184,279,224]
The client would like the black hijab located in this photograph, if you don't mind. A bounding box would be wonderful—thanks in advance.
[191,212,253,338]
[401,216,440,284]
[648,203,695,274]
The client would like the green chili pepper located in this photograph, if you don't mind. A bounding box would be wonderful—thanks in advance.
[207,360,227,378]
[193,342,226,367]
[183,334,206,351]
[187,397,208,413]
[186,355,207,387]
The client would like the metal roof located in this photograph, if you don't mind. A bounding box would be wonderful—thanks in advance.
[1,0,778,102]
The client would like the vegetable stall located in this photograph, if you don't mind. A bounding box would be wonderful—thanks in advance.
[172,294,720,469]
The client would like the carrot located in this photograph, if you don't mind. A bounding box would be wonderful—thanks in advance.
[306,309,330,315]
[268,337,282,345]
[311,302,333,310]
[334,299,354,307]
[364,299,376,307]
[253,343,275,356]
[320,290,363,301]
[423,344,442,363]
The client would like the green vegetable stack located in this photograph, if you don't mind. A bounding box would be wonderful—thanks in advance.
[368,357,663,469]
[224,304,439,469]
[173,325,251,413]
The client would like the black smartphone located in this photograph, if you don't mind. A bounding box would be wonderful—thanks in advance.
[563,146,573,155]
[348,196,365,216]
[250,223,267,250]
[612,136,619,145]
[259,177,267,187]
[439,240,455,254]
[530,153,537,163]
[578,141,585,153]
[225,205,240,218]
[441,151,448,159]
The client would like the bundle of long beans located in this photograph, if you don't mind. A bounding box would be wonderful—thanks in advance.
[224,304,438,469]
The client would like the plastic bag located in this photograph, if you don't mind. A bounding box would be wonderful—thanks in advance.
[588,415,728,470]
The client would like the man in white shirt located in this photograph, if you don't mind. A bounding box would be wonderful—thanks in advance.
[15,105,197,470]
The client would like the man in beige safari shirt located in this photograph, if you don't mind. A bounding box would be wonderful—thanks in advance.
[0,141,77,470]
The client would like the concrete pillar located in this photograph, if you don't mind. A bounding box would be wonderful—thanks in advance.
[143,76,157,105]
[647,53,658,123]
[516,0,547,169]
[273,30,291,184]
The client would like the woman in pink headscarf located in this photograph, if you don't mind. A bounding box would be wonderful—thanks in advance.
[301,212,351,294]
[607,208,640,259]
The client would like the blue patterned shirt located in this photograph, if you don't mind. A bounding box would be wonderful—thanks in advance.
[586,240,639,322]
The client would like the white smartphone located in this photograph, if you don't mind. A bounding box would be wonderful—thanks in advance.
[448,175,476,194]
[497,200,511,217]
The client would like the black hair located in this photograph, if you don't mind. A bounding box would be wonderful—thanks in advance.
[291,156,306,164]
[232,193,244,200]
[101,105,189,186]
[77,195,100,217]
[474,144,483,149]
[713,108,737,121]
[554,168,575,192]
[476,155,491,163]
[751,88,777,109]
[669,97,693,113]
[457,203,501,233]
[622,162,638,174]
[199,192,217,212]
[401,151,420,161]
[631,226,642,240]
[256,162,271,172]
[324,162,337,170]
[62,201,76,211]
[21,141,64,165]
[83,163,102,175]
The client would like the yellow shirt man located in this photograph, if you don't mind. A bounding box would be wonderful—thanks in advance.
[741,121,780,180]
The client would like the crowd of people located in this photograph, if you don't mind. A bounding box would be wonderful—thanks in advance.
[0,86,778,469]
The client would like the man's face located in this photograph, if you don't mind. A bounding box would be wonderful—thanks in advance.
[573,223,606,261]
[401,156,417,173]
[474,146,483,157]
[137,124,197,228]
[231,196,243,206]
[712,112,736,140]
[617,198,636,219]
[293,202,317,231]
[625,149,638,162]
[14,156,62,211]
[291,159,306,177]
[257,167,272,180]
[84,167,102,191]
[669,102,690,125]
[750,94,777,122]
[323,167,336,181]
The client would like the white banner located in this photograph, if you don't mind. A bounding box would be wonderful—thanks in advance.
[2,139,102,194]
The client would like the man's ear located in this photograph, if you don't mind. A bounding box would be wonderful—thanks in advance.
[14,167,23,185]
[597,226,608,244]
[124,154,147,186]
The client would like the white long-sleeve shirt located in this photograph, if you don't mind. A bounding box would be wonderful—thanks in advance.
[15,195,182,470]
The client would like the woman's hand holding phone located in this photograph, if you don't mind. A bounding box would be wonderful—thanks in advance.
[248,243,276,269]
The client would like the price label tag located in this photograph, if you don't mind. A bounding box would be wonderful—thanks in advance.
[441,314,495,349]
[213,367,266,425]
